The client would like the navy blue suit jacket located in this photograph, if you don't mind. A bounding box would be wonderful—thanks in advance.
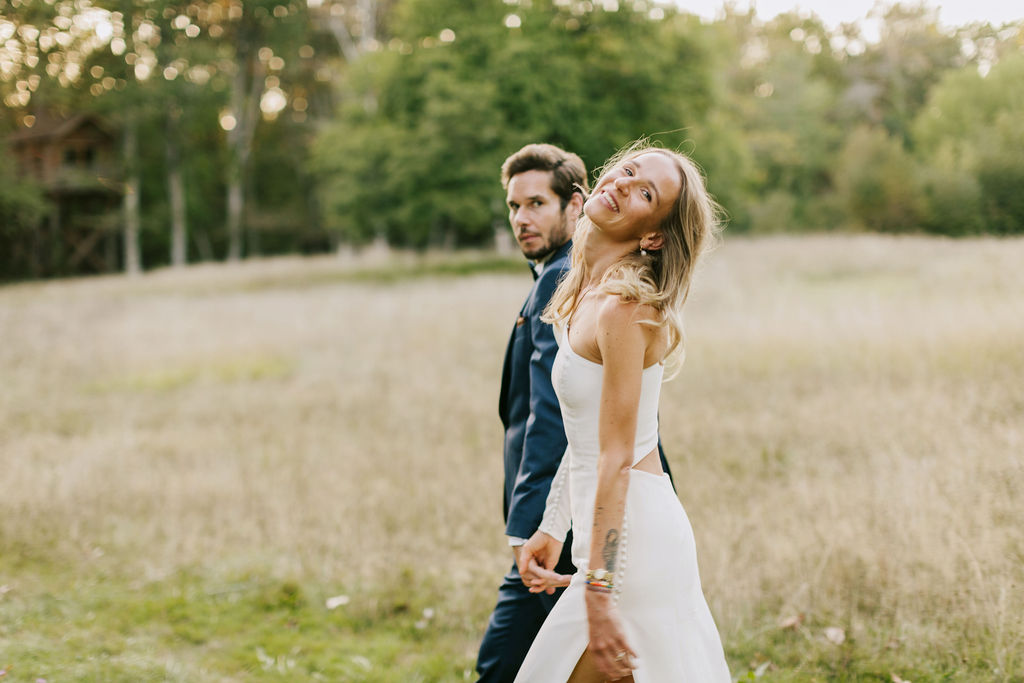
[498,241,573,540]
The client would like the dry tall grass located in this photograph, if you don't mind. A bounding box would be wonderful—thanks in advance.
[1,236,1021,677]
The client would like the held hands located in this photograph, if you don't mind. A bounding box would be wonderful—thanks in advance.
[585,588,637,680]
[516,531,572,595]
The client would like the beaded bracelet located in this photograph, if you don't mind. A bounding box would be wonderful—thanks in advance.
[584,568,615,592]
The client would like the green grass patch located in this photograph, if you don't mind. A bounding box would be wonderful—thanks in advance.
[0,559,479,682]
[2,554,1016,681]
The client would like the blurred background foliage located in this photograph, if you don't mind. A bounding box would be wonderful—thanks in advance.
[1,0,1022,278]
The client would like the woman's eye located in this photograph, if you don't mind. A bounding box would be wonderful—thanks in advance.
[642,189,651,202]
[624,167,634,176]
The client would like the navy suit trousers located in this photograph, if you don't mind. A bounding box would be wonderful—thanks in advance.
[476,536,575,682]
[475,561,564,683]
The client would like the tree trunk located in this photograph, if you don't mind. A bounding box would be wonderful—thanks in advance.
[47,200,61,275]
[226,163,244,261]
[167,106,188,267]
[225,63,245,264]
[122,113,141,275]
[225,43,263,262]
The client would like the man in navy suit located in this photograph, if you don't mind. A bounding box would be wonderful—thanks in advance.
[475,143,587,682]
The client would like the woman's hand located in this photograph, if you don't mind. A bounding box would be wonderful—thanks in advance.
[585,589,637,679]
[517,531,571,594]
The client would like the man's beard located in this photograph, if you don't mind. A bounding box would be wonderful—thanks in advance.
[521,215,571,261]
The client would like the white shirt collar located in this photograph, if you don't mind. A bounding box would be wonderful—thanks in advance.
[531,250,556,275]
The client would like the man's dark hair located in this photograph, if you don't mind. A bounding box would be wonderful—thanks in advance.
[501,143,589,210]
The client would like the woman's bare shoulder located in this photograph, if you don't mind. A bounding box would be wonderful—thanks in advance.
[594,296,663,353]
[596,295,660,329]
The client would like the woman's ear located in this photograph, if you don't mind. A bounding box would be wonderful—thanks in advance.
[641,232,665,252]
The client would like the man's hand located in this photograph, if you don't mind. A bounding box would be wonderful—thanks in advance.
[517,531,572,594]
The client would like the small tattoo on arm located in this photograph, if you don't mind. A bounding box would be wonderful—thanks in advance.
[603,529,619,572]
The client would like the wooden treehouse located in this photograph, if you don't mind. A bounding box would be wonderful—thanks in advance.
[8,113,122,275]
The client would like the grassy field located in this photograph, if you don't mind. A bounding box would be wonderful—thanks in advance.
[1,235,1022,682]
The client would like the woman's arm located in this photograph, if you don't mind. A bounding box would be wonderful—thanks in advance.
[538,445,572,541]
[584,296,657,678]
[517,446,574,594]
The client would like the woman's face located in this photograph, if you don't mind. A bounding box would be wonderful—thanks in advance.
[583,151,681,243]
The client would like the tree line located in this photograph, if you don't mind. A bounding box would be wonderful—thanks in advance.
[1,0,1022,279]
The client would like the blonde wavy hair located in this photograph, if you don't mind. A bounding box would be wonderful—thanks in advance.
[543,140,721,377]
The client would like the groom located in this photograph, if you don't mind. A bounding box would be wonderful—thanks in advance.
[475,143,587,682]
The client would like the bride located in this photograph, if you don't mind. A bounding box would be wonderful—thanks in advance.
[512,142,731,682]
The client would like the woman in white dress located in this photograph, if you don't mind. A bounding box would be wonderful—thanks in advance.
[512,141,731,682]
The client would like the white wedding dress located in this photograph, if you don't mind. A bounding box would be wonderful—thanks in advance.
[514,328,730,682]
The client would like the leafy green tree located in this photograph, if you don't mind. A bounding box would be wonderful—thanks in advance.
[913,52,1024,234]
[0,145,49,279]
[314,40,503,247]
[695,8,845,232]
[917,148,985,236]
[835,125,924,232]
[847,3,964,141]
[975,111,1024,235]
[315,0,714,248]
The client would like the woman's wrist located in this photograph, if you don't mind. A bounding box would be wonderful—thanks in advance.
[584,567,615,593]
[584,587,613,617]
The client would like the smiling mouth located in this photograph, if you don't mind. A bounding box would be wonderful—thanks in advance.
[600,190,619,213]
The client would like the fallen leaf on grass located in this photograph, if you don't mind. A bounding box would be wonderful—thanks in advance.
[778,613,804,629]
[824,626,846,645]
[255,648,274,670]
[745,654,773,679]
[891,675,912,683]
[325,595,350,609]
[415,606,436,629]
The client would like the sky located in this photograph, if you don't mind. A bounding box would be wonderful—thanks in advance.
[676,0,1024,33]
